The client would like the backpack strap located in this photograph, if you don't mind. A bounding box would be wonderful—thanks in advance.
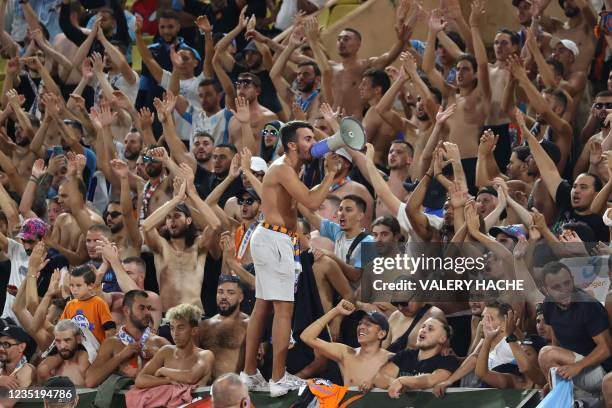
[345,232,370,264]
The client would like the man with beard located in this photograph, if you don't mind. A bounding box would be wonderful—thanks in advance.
[517,110,609,242]
[0,218,48,325]
[270,28,323,121]
[192,133,214,172]
[143,176,221,312]
[196,144,243,209]
[37,320,91,387]
[371,317,459,397]
[423,2,491,194]
[84,224,120,293]
[138,146,173,221]
[122,130,144,171]
[301,300,392,387]
[132,304,214,390]
[95,30,139,104]
[0,325,35,389]
[214,9,282,116]
[240,122,338,397]
[384,302,447,353]
[532,0,597,74]
[176,80,226,146]
[197,275,249,379]
[85,290,170,387]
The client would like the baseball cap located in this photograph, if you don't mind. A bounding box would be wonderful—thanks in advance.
[236,188,261,203]
[551,38,579,57]
[1,325,31,344]
[354,310,390,337]
[489,224,527,241]
[17,218,48,241]
[250,156,268,173]
[334,148,353,164]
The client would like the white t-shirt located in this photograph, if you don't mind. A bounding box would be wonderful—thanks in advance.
[397,202,443,242]
[161,70,206,141]
[488,338,516,370]
[2,239,30,326]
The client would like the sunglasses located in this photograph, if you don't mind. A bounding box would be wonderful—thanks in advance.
[237,197,256,205]
[391,301,409,308]
[594,102,612,109]
[261,128,279,137]
[107,211,122,219]
[235,79,254,89]
[142,155,159,164]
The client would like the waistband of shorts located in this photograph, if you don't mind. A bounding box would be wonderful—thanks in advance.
[260,222,298,238]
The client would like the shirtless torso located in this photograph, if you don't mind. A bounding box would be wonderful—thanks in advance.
[487,64,512,126]
[445,87,488,159]
[152,345,214,386]
[153,238,208,312]
[53,350,90,387]
[331,60,371,118]
[363,106,396,167]
[551,20,596,74]
[385,305,445,350]
[197,313,249,379]
[339,347,392,387]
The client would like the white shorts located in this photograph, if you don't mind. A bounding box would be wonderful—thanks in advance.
[573,352,607,393]
[250,226,296,302]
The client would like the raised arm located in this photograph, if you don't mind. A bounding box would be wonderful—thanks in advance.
[304,17,333,105]
[229,97,258,154]
[368,6,409,70]
[423,10,453,97]
[111,160,142,250]
[475,325,515,388]
[469,0,491,101]
[270,26,302,109]
[300,300,352,362]
[515,107,562,201]
[97,29,137,85]
[142,178,186,252]
[135,18,163,84]
[30,29,73,76]
[70,20,100,81]
[278,156,338,211]
[153,92,196,171]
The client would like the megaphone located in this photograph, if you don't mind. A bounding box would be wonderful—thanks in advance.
[311,117,366,158]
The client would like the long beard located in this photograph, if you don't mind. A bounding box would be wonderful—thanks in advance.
[299,81,315,93]
[146,166,162,178]
[109,222,124,234]
[169,226,187,238]
[16,138,30,147]
[124,150,140,161]
[59,347,77,360]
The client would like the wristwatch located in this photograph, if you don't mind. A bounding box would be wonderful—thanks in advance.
[505,334,518,343]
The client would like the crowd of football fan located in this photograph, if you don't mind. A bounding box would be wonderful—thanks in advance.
[0,0,610,406]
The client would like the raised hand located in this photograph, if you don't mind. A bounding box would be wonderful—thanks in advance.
[365,143,375,163]
[442,142,461,164]
[177,162,196,187]
[320,102,341,132]
[334,299,356,316]
[464,200,480,233]
[482,314,501,339]
[149,147,169,164]
[429,9,448,33]
[29,241,48,273]
[137,107,154,129]
[82,59,94,81]
[291,101,306,121]
[507,54,528,83]
[196,15,212,33]
[229,153,241,179]
[304,16,319,42]
[31,159,46,179]
[530,208,547,232]
[135,14,143,34]
[23,56,43,71]
[43,93,61,119]
[246,14,256,33]
[90,52,104,74]
[240,147,253,174]
[112,90,132,111]
[30,28,45,47]
[435,103,457,124]
[440,0,463,20]
[289,24,305,47]
[98,103,117,127]
[590,140,603,166]
[6,56,19,77]
[238,6,249,30]
[449,180,469,208]
[514,235,528,258]
[479,129,498,156]
[88,107,103,130]
[67,93,86,113]
[400,51,418,77]
[110,159,129,179]
[230,97,250,124]
[469,0,485,27]
[5,89,20,108]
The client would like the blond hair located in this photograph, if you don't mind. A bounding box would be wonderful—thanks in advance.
[166,303,202,327]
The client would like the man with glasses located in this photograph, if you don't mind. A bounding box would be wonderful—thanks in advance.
[211,372,251,408]
[576,90,612,177]
[0,325,35,390]
[226,73,278,154]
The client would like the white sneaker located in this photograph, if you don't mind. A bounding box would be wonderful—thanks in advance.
[239,369,269,392]
[269,372,305,397]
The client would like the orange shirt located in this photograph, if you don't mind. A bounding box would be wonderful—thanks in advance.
[60,295,114,343]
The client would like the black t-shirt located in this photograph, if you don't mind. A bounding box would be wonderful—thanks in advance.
[230,64,282,114]
[194,166,243,208]
[390,349,459,377]
[555,180,609,243]
[543,290,612,372]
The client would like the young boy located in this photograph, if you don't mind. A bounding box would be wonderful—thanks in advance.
[60,266,116,344]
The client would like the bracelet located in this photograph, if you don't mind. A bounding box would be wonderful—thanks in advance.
[29,176,38,183]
